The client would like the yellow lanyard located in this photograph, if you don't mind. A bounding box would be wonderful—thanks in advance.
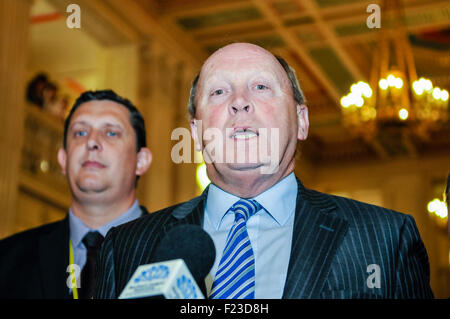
[68,240,79,299]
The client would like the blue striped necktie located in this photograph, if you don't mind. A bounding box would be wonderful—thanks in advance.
[210,199,261,299]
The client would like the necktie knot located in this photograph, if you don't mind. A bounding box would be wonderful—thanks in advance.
[232,199,261,222]
[82,231,104,250]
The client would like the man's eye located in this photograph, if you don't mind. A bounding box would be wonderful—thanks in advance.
[75,130,87,137]
[212,89,224,96]
[255,84,268,90]
[106,131,118,137]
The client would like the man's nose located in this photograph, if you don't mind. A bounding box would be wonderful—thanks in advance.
[228,92,253,115]
[86,132,102,151]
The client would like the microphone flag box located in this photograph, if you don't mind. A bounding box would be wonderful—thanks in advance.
[118,259,205,299]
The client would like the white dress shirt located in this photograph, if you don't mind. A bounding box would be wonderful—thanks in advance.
[203,173,297,298]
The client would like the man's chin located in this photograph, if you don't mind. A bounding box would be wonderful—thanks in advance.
[226,160,280,174]
[226,162,264,171]
[220,163,276,176]
[75,180,108,194]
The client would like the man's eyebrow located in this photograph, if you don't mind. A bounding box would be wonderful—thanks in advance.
[250,72,279,81]
[69,121,124,129]
[103,123,123,129]
[69,120,89,129]
[204,71,277,83]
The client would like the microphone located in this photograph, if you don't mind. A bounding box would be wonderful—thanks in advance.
[118,224,215,299]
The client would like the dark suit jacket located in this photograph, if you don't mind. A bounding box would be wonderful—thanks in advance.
[0,206,148,299]
[95,179,433,299]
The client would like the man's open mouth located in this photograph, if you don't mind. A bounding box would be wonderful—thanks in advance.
[230,128,259,140]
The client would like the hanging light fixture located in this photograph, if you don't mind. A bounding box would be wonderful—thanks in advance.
[340,0,448,140]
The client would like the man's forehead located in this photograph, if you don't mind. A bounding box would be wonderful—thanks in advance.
[70,100,130,126]
[201,43,279,72]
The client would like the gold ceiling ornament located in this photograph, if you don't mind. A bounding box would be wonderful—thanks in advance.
[340,0,448,140]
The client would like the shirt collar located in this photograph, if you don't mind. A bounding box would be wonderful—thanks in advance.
[206,173,297,230]
[69,199,142,248]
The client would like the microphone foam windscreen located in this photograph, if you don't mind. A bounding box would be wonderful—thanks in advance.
[153,224,216,283]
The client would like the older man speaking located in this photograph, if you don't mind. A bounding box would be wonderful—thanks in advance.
[95,43,433,299]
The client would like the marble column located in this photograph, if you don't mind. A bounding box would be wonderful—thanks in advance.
[136,42,179,212]
[0,0,32,238]
[173,63,198,204]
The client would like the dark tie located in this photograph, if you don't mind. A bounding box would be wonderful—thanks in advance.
[79,231,104,299]
[210,199,261,299]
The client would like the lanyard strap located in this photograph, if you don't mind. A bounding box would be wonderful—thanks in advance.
[68,240,79,299]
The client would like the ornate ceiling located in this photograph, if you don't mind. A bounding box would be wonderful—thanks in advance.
[44,0,450,164]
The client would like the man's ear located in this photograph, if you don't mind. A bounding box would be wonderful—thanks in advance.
[57,148,67,175]
[190,119,202,152]
[136,147,152,176]
[297,104,309,140]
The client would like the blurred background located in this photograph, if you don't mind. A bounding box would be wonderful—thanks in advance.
[0,0,448,297]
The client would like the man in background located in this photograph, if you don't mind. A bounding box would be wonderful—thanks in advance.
[0,90,152,299]
[95,43,433,299]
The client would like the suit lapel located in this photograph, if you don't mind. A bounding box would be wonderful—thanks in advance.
[168,183,348,299]
[282,179,349,299]
[139,205,149,216]
[166,188,208,294]
[38,216,71,299]
[170,186,209,226]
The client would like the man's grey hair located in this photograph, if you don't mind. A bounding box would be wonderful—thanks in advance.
[187,55,306,118]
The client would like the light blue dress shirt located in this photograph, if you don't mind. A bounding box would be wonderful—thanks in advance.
[69,200,142,271]
[203,173,297,299]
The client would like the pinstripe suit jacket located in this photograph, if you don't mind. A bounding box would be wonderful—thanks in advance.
[95,178,433,299]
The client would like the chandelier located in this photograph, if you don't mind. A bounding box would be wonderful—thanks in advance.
[340,0,448,141]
